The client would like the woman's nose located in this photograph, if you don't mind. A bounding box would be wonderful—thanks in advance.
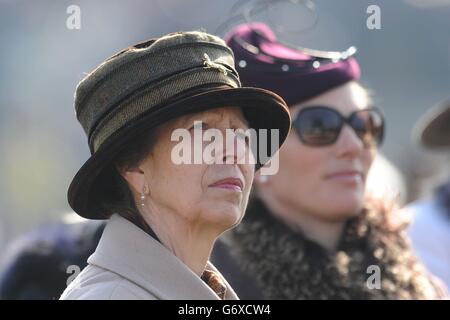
[335,125,364,158]
[222,130,248,164]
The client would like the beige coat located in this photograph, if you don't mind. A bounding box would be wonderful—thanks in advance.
[60,214,239,300]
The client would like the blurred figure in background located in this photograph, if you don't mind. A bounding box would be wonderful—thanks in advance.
[0,213,105,299]
[366,153,407,206]
[211,23,445,299]
[402,99,450,290]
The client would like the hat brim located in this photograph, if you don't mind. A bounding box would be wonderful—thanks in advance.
[414,100,450,149]
[68,86,290,219]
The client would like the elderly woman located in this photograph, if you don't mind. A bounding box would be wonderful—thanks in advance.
[211,23,445,299]
[60,31,290,300]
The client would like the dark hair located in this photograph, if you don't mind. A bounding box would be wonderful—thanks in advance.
[97,130,157,219]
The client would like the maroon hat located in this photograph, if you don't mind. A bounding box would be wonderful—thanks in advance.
[225,23,361,106]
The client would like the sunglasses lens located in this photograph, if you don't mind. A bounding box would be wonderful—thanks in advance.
[294,108,341,146]
[350,109,384,147]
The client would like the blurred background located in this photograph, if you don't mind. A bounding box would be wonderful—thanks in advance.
[0,0,449,253]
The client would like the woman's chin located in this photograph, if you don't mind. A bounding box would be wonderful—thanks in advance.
[204,205,243,229]
[313,192,364,222]
[327,187,364,207]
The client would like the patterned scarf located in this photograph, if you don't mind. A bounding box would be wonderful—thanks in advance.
[201,269,227,299]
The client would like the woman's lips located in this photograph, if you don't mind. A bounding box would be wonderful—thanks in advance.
[325,171,363,183]
[209,178,243,192]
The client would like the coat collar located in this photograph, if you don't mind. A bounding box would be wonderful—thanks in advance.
[88,214,238,300]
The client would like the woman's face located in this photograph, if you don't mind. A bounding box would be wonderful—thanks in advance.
[136,106,255,231]
[258,81,376,222]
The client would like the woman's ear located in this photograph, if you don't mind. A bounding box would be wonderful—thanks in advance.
[116,164,146,195]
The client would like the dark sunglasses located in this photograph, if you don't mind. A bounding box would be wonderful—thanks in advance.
[292,106,384,147]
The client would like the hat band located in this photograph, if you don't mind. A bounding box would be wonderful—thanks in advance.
[89,67,240,153]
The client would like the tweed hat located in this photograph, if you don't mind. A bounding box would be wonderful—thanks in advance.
[414,98,450,149]
[68,31,291,219]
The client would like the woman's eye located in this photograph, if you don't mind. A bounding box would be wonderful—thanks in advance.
[236,131,250,145]
[188,121,208,131]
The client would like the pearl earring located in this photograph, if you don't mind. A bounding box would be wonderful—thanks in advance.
[140,185,147,208]
[259,175,269,183]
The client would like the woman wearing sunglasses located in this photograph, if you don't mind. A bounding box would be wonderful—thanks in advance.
[211,23,445,299]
